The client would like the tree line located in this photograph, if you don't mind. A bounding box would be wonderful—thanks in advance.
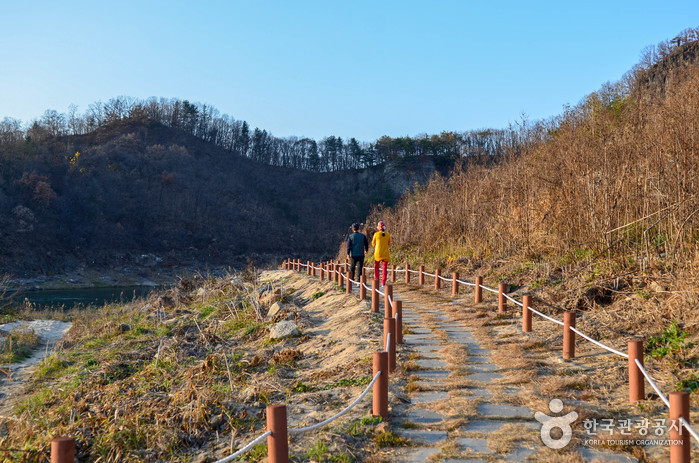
[1,97,533,172]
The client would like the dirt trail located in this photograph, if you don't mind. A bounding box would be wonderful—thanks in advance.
[371,277,684,462]
[0,320,72,416]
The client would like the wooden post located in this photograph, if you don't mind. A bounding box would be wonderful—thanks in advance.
[371,279,379,313]
[405,263,410,283]
[51,437,75,463]
[384,318,396,373]
[498,282,507,314]
[391,264,396,282]
[628,339,644,403]
[522,294,532,333]
[452,272,459,296]
[346,272,352,294]
[392,299,403,344]
[475,276,483,303]
[372,352,388,419]
[266,405,289,463]
[418,265,424,286]
[563,311,576,360]
[384,284,393,319]
[434,269,441,290]
[669,391,691,463]
[360,275,366,300]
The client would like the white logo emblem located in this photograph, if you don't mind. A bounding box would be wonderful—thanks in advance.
[534,399,578,449]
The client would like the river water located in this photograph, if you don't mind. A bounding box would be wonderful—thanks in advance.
[10,286,159,309]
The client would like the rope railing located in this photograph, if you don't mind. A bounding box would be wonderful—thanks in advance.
[214,431,272,463]
[680,417,699,444]
[288,371,381,434]
[385,333,391,352]
[284,257,698,451]
[570,327,629,358]
[636,358,671,408]
[456,278,477,287]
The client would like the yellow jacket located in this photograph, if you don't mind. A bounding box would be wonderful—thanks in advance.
[371,231,391,262]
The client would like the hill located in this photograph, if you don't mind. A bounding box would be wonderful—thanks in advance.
[358,32,699,367]
[0,119,453,281]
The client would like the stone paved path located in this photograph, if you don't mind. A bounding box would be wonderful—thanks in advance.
[384,287,640,462]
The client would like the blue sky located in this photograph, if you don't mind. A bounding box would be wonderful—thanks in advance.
[1,1,697,141]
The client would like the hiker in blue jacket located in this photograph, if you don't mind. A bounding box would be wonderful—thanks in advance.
[347,223,369,282]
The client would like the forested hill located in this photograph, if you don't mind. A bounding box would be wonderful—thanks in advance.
[0,119,454,277]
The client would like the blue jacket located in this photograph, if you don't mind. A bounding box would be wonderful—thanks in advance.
[347,232,369,257]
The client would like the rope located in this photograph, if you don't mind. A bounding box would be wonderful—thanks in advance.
[456,278,477,287]
[377,289,385,296]
[288,371,381,433]
[680,417,699,444]
[504,293,523,307]
[387,294,393,306]
[214,431,272,463]
[481,285,500,295]
[438,275,451,281]
[385,333,391,352]
[527,306,565,326]
[569,327,628,358]
[363,282,371,291]
[423,271,436,277]
[635,359,671,408]
[408,269,419,275]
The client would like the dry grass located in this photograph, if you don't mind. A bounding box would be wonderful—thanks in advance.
[0,270,395,462]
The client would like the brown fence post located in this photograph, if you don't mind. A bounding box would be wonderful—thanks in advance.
[391,264,396,282]
[434,269,441,290]
[452,272,459,296]
[392,299,403,344]
[267,404,289,463]
[373,352,388,419]
[405,263,411,283]
[498,282,507,314]
[522,294,532,333]
[320,263,325,280]
[371,279,379,312]
[306,261,310,275]
[563,311,576,360]
[51,436,75,463]
[384,284,393,319]
[418,265,425,286]
[475,276,483,303]
[628,339,645,403]
[360,275,366,300]
[384,318,396,373]
[346,272,352,294]
[669,391,691,463]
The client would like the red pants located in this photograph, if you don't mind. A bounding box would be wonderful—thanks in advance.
[374,260,388,286]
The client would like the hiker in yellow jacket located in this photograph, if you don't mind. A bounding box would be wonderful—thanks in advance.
[371,221,391,287]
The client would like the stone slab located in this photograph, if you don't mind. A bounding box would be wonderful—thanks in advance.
[466,371,503,382]
[413,345,443,353]
[578,447,638,462]
[411,391,449,403]
[394,428,448,445]
[477,403,532,419]
[397,448,441,462]
[414,369,450,380]
[415,358,448,369]
[400,408,444,425]
[456,437,494,454]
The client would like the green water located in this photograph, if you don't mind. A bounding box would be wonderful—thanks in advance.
[12,286,159,309]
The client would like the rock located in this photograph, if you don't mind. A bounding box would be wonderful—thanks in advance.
[269,320,298,339]
[267,302,283,320]
[208,414,224,429]
[649,281,666,292]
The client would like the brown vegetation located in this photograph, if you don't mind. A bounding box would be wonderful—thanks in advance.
[365,35,699,387]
